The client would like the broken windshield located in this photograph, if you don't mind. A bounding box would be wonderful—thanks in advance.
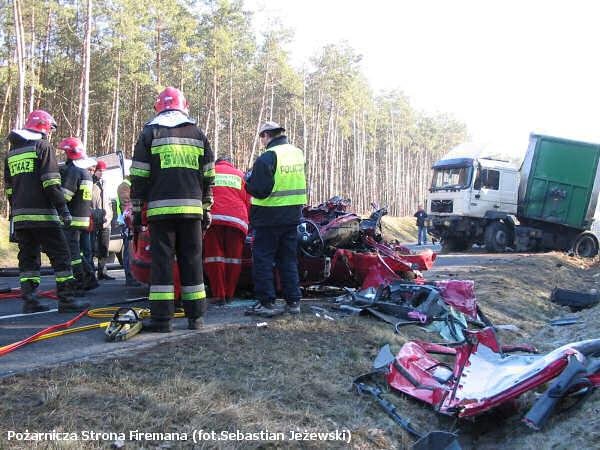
[431,166,473,191]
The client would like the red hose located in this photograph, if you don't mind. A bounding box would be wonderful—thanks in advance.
[0,289,57,300]
[0,310,87,357]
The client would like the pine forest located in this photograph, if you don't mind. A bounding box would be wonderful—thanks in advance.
[0,0,468,216]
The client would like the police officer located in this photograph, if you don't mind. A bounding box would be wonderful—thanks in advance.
[246,121,307,317]
[3,110,90,313]
[131,87,215,332]
[58,137,99,294]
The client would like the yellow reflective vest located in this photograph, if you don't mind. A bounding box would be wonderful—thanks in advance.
[251,144,307,207]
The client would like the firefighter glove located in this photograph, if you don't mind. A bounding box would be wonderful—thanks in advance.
[57,205,72,228]
[202,211,212,231]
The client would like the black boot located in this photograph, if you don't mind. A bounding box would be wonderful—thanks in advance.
[144,300,175,332]
[183,300,206,330]
[57,280,91,313]
[71,279,87,297]
[71,269,88,297]
[187,317,203,330]
[97,267,115,281]
[83,271,100,290]
[21,280,50,314]
[143,318,173,332]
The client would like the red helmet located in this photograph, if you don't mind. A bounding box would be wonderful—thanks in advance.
[58,137,85,160]
[154,87,189,114]
[24,109,57,135]
[95,160,107,171]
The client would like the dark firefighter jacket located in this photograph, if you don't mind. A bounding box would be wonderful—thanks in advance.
[60,160,93,230]
[246,135,305,227]
[4,130,66,229]
[130,113,215,221]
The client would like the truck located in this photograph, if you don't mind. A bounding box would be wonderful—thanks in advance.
[95,151,131,264]
[426,134,600,257]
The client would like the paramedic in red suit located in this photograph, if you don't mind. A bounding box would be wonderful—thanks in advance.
[203,156,250,304]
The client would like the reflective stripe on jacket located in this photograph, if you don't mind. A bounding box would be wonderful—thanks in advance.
[251,144,307,207]
[210,160,250,234]
[4,132,66,229]
[130,119,215,222]
[60,161,92,230]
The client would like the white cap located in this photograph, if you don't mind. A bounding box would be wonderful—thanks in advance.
[73,157,97,169]
[259,121,285,135]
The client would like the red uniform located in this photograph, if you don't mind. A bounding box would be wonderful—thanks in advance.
[203,159,250,301]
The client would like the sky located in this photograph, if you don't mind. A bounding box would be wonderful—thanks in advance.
[245,0,600,154]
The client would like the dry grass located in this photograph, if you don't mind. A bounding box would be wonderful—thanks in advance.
[0,218,19,267]
[0,218,57,268]
[0,317,421,449]
[0,253,599,449]
[381,216,418,243]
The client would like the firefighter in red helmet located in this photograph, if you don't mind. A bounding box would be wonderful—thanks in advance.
[131,86,215,332]
[3,111,90,313]
[58,137,99,295]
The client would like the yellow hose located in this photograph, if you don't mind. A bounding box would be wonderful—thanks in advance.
[86,306,186,319]
[0,306,187,352]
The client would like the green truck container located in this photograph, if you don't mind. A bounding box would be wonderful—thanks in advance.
[518,134,600,230]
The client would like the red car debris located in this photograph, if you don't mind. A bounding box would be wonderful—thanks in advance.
[128,197,436,295]
[373,328,600,428]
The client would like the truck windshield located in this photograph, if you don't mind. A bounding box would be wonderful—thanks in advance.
[431,166,473,190]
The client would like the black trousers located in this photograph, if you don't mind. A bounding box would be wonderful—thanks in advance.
[252,225,301,306]
[16,227,73,286]
[64,228,94,280]
[149,219,206,320]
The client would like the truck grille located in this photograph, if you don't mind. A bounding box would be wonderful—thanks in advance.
[431,200,453,213]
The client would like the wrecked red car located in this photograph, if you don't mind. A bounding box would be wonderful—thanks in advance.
[366,328,600,429]
[129,197,436,295]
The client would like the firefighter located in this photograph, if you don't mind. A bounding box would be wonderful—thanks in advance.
[245,121,307,317]
[131,86,215,332]
[58,137,99,294]
[91,160,114,280]
[3,110,90,313]
[203,156,250,305]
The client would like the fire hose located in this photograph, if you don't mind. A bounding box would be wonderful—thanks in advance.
[0,306,187,357]
[0,288,57,300]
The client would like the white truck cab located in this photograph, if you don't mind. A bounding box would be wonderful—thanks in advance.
[427,155,521,251]
[428,157,518,218]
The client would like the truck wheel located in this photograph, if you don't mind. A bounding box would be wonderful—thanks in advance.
[484,221,510,252]
[572,233,599,258]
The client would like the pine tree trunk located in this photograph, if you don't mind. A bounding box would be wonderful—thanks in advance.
[81,0,92,147]
[212,68,219,157]
[13,0,26,128]
[28,8,35,113]
[112,49,121,152]
[248,63,269,166]
[155,18,162,86]
[228,59,233,158]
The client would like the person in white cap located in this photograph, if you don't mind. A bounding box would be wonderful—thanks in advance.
[245,121,308,317]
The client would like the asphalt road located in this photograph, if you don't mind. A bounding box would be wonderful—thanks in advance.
[0,247,535,377]
[0,270,257,378]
